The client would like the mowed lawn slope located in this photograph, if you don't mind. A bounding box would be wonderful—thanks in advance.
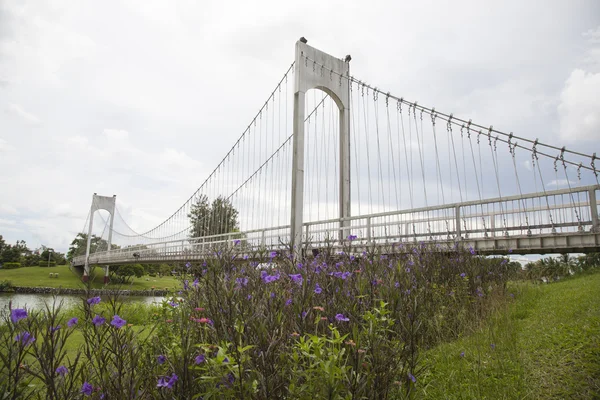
[0,264,179,291]
[419,272,600,399]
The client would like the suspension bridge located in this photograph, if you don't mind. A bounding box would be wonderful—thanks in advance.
[72,40,600,281]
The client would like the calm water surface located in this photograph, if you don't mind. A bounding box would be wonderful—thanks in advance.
[0,292,165,311]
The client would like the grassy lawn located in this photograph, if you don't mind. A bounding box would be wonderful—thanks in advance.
[0,265,180,291]
[418,272,600,399]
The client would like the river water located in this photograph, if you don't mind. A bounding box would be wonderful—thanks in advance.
[0,292,165,311]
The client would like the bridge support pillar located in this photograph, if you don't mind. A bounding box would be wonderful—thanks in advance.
[290,39,351,250]
[83,193,116,282]
[104,266,110,284]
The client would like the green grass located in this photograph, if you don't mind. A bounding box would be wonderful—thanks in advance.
[418,272,600,399]
[0,265,180,291]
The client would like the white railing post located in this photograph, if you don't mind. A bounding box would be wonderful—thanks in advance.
[367,217,372,242]
[455,205,461,240]
[589,189,599,232]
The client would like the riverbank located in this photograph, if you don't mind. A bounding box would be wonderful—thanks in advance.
[418,270,600,399]
[0,264,179,292]
[5,286,168,296]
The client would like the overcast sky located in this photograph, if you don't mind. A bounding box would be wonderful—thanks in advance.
[0,0,599,253]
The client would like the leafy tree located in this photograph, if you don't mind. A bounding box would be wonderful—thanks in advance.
[110,264,145,284]
[22,253,41,267]
[0,235,5,260]
[67,233,119,261]
[0,239,29,263]
[576,253,600,272]
[38,247,67,266]
[188,195,239,238]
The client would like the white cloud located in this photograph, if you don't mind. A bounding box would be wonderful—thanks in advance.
[0,137,15,152]
[558,69,600,142]
[5,103,39,123]
[547,179,577,188]
[558,25,600,143]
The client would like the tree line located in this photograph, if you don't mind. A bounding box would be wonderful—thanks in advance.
[0,234,67,267]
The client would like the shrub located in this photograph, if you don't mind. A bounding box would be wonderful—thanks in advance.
[0,242,511,399]
[38,261,57,267]
[2,262,20,269]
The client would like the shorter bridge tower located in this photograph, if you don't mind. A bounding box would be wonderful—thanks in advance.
[83,193,116,283]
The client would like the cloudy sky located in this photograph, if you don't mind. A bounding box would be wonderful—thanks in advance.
[0,0,599,253]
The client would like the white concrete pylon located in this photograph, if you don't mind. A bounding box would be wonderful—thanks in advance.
[83,193,116,282]
[290,39,351,250]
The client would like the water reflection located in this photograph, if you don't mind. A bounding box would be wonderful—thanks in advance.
[0,292,165,311]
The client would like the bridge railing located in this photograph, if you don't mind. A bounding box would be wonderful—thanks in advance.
[302,184,600,248]
[73,185,599,266]
[73,224,293,266]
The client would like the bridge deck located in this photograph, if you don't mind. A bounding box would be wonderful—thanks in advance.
[72,184,600,267]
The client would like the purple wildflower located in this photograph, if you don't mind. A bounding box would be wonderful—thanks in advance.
[262,272,280,283]
[92,315,106,327]
[347,234,357,241]
[86,297,101,306]
[157,355,166,364]
[408,372,416,383]
[314,283,322,294]
[491,343,496,350]
[469,246,476,255]
[289,273,303,284]
[51,325,61,333]
[193,278,199,288]
[236,277,248,287]
[10,308,27,324]
[157,377,168,388]
[269,251,277,259]
[285,299,292,306]
[330,271,351,280]
[335,313,350,322]
[168,300,178,308]
[56,366,68,376]
[460,273,466,278]
[234,239,241,245]
[157,373,178,389]
[195,354,205,364]
[183,280,189,290]
[395,282,400,288]
[223,357,229,363]
[67,317,78,327]
[81,382,93,396]
[460,351,465,358]
[110,315,126,329]
[15,331,35,346]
